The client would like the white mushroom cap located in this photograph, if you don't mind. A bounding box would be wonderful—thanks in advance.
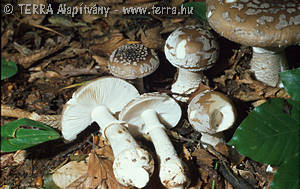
[188,91,236,134]
[119,93,182,137]
[109,44,160,80]
[61,76,139,141]
[164,25,219,72]
[206,0,300,48]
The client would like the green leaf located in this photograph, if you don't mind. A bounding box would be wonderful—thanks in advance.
[183,2,206,21]
[271,153,299,189]
[1,58,18,80]
[280,68,300,101]
[229,98,300,166]
[1,118,61,152]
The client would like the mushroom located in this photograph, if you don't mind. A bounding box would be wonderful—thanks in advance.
[187,90,236,146]
[61,77,154,188]
[109,43,160,93]
[164,25,219,102]
[119,93,189,189]
[206,0,300,87]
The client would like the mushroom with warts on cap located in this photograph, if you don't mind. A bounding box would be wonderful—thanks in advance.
[188,90,237,147]
[164,25,220,102]
[206,0,300,87]
[61,77,154,188]
[109,43,160,93]
[120,93,189,189]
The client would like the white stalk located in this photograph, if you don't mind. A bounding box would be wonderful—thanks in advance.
[134,78,144,93]
[171,68,204,102]
[126,78,144,93]
[91,105,154,188]
[250,47,288,87]
[141,109,188,189]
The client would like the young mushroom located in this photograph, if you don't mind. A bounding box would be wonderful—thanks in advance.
[109,43,160,93]
[188,91,236,147]
[119,93,189,189]
[164,25,219,102]
[206,0,300,87]
[61,77,154,188]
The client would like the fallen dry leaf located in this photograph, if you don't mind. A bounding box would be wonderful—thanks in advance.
[192,145,216,168]
[139,26,164,50]
[91,30,130,56]
[52,160,89,188]
[17,36,71,69]
[76,136,131,189]
[214,143,245,165]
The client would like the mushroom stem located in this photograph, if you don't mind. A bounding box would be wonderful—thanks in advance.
[141,109,188,189]
[133,78,145,93]
[250,47,288,87]
[172,69,204,102]
[91,105,154,188]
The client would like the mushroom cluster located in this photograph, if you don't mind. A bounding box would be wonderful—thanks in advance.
[61,77,154,188]
[61,77,189,188]
[61,24,239,188]
[206,0,300,87]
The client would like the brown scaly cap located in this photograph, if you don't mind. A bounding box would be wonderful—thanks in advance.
[109,44,159,80]
[206,0,300,48]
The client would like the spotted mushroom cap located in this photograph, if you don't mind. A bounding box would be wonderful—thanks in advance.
[206,0,300,48]
[188,91,236,134]
[164,25,219,72]
[109,44,160,80]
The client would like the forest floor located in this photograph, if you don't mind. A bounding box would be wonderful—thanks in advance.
[1,0,299,188]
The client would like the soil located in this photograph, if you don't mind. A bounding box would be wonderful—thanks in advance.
[1,0,299,189]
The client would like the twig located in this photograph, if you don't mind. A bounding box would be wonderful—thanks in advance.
[17,36,71,69]
[205,145,254,189]
[29,23,65,37]
[219,162,254,189]
[1,104,61,130]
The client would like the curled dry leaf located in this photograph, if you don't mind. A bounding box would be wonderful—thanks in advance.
[66,136,130,189]
[17,36,71,69]
[92,55,109,73]
[192,146,216,168]
[84,136,130,189]
[214,143,245,165]
[139,26,164,50]
[90,30,130,56]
